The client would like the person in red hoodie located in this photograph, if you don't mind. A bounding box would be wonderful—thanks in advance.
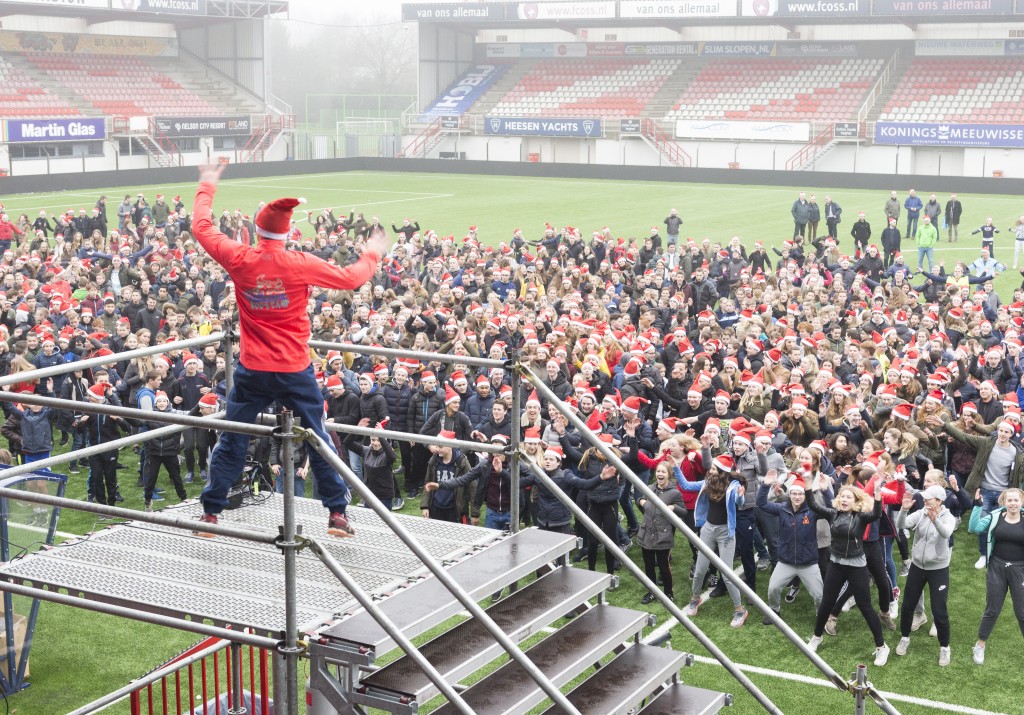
[191,162,388,537]
[0,212,24,255]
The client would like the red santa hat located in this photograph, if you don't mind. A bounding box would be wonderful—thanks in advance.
[255,197,307,240]
[198,393,219,408]
[444,384,460,405]
[712,454,735,472]
[326,375,344,391]
[621,396,647,415]
[892,403,913,421]
[450,371,467,386]
[87,384,107,400]
[544,444,564,460]
[438,429,457,441]
[524,427,542,443]
[658,416,680,433]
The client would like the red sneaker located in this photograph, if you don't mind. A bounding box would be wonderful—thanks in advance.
[327,512,356,538]
[193,513,218,538]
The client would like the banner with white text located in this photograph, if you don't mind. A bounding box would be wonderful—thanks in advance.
[675,120,810,141]
[485,116,603,137]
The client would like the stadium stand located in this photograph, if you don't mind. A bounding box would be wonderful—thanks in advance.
[0,56,80,117]
[878,57,1024,123]
[24,53,223,117]
[666,57,885,122]
[488,58,682,118]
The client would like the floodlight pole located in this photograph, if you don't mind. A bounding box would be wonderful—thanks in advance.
[510,353,521,534]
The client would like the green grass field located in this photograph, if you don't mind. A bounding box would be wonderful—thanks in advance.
[3,169,1024,715]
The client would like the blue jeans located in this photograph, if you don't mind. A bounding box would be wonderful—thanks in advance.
[347,450,363,483]
[485,509,511,532]
[906,215,919,238]
[881,535,898,592]
[24,452,50,464]
[917,246,933,272]
[275,474,306,498]
[201,363,350,516]
[977,488,1003,556]
[619,481,638,531]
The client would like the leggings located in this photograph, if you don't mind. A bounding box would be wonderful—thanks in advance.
[816,561,886,647]
[691,522,742,607]
[881,535,898,593]
[642,547,673,597]
[831,540,892,615]
[899,564,950,646]
[978,556,1024,642]
[587,500,619,574]
[680,507,699,563]
[1015,240,1024,266]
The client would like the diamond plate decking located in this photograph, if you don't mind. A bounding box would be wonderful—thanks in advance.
[0,498,501,636]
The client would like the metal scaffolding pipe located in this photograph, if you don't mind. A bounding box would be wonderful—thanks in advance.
[65,640,229,715]
[0,332,225,388]
[0,391,273,437]
[0,488,278,544]
[308,340,506,369]
[0,582,278,649]
[304,433,583,715]
[303,538,476,715]
[509,357,522,533]
[0,421,191,482]
[324,422,505,454]
[277,412,300,715]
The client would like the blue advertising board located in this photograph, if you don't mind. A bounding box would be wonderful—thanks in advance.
[484,116,603,137]
[875,122,1024,148]
[5,117,105,143]
[421,65,508,118]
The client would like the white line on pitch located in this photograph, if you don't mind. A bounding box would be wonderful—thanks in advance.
[645,615,1009,715]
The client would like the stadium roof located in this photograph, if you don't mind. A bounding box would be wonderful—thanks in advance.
[0,0,288,23]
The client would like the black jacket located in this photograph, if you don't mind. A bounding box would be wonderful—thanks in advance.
[807,489,881,561]
[408,387,444,434]
[382,381,412,431]
[521,465,603,528]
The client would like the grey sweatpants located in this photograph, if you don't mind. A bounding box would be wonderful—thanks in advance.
[978,556,1024,641]
[767,561,823,611]
[691,523,742,607]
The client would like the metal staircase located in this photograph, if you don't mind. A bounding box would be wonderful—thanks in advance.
[640,117,692,168]
[239,114,293,163]
[399,115,446,158]
[314,528,730,715]
[138,119,182,168]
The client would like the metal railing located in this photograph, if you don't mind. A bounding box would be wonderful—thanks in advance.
[785,122,836,172]
[858,48,902,126]
[399,115,443,158]
[524,366,901,715]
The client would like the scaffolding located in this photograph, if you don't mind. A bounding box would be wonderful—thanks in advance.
[0,335,902,715]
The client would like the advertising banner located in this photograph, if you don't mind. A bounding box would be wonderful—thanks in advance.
[6,117,105,143]
[402,3,509,21]
[440,116,461,130]
[833,122,860,138]
[874,0,1011,13]
[624,42,700,55]
[675,120,810,141]
[0,30,177,56]
[155,116,252,138]
[874,122,1024,148]
[620,118,642,134]
[740,0,868,17]
[700,41,776,56]
[114,0,208,14]
[484,116,603,137]
[915,39,1006,55]
[515,1,616,20]
[619,0,739,18]
[777,42,858,57]
[1006,40,1024,55]
[421,65,507,117]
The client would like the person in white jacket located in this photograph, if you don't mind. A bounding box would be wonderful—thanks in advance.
[894,485,956,666]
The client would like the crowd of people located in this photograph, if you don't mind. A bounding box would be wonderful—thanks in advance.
[2,181,1024,670]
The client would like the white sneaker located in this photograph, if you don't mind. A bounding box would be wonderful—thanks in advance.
[974,555,987,569]
[911,611,928,632]
[888,599,899,620]
[874,644,890,667]
[896,637,910,656]
[842,599,854,613]
[939,646,951,667]
[808,635,823,652]
[929,622,938,638]
[972,644,985,665]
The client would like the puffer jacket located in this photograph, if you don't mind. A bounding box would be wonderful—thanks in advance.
[17,407,53,454]
[895,506,955,569]
[144,407,188,455]
[464,392,495,428]
[358,384,389,426]
[382,381,412,431]
[635,483,687,550]
[578,453,622,504]
[757,483,823,566]
[408,387,444,434]
[520,465,603,529]
[806,489,881,561]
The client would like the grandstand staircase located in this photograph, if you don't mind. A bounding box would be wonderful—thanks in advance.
[239,114,292,163]
[638,117,692,168]
[137,119,182,168]
[861,52,914,140]
[316,527,732,715]
[1,52,90,115]
[644,56,707,119]
[471,60,541,117]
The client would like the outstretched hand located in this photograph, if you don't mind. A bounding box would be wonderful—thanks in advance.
[198,161,227,186]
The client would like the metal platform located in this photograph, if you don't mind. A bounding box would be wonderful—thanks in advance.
[0,497,501,637]
[636,682,733,715]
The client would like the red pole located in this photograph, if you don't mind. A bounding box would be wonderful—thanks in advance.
[258,647,269,715]
[225,646,232,711]
[201,657,209,715]
[147,683,154,715]
[175,670,182,715]
[130,690,140,715]
[248,645,255,712]
[188,663,195,715]
[161,677,168,715]
[213,651,220,715]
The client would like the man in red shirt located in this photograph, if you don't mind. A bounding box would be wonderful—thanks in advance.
[192,163,388,537]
